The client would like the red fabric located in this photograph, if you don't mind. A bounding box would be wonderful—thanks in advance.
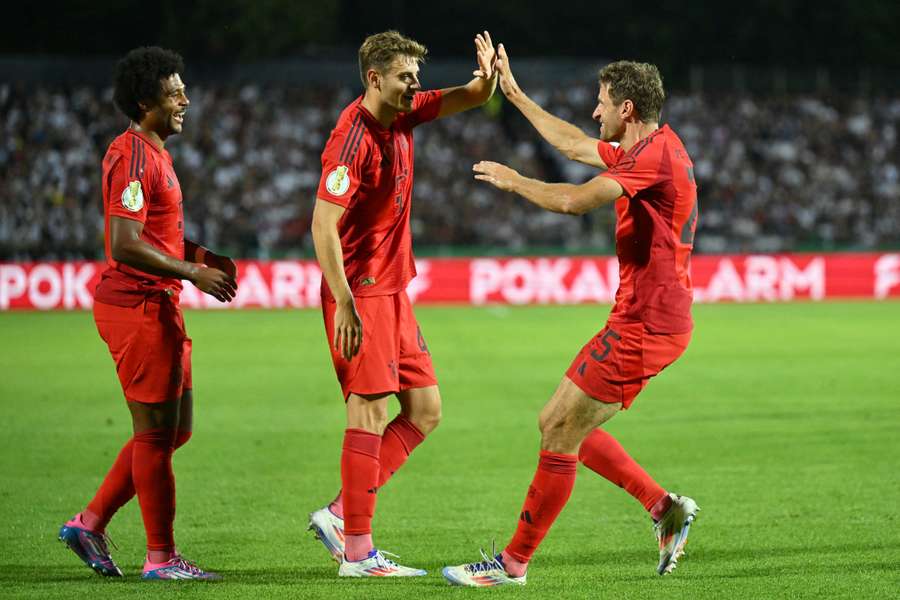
[93,297,192,403]
[86,438,135,531]
[132,428,177,553]
[85,428,192,531]
[316,91,443,300]
[95,129,186,307]
[599,125,698,334]
[377,415,425,486]
[322,291,437,399]
[566,321,690,409]
[578,428,667,511]
[504,451,578,563]
[341,428,382,536]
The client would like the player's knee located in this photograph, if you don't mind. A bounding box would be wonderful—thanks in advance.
[414,407,441,436]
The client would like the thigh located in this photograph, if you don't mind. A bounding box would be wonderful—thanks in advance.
[95,299,186,404]
[397,292,438,390]
[565,321,645,409]
[323,295,401,399]
[346,392,392,434]
[539,376,622,454]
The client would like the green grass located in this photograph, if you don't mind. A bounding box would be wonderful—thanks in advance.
[1,302,899,599]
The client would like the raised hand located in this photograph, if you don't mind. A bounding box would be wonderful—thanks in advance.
[473,160,519,192]
[473,31,497,80]
[495,43,522,98]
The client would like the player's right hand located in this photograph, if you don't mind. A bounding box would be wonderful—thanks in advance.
[192,265,238,303]
[495,44,521,98]
[334,298,363,361]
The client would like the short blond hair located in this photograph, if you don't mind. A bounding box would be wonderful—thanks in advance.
[598,61,665,122]
[358,30,428,88]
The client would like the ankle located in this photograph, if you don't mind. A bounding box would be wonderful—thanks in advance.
[500,550,528,578]
[344,534,374,562]
[77,509,104,532]
[650,493,673,521]
[147,549,175,565]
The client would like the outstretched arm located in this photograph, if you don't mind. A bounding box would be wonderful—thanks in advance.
[437,31,498,118]
[494,44,606,168]
[472,160,623,215]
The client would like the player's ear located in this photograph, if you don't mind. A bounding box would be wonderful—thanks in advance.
[621,99,634,121]
[367,68,381,91]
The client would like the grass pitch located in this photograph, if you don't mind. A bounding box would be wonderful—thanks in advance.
[1,302,898,599]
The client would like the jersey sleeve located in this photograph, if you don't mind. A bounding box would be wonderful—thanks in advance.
[317,117,369,209]
[600,139,663,198]
[597,141,625,168]
[106,141,157,223]
[396,89,443,129]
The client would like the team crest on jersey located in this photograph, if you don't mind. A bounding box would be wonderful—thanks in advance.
[121,180,144,212]
[326,165,351,196]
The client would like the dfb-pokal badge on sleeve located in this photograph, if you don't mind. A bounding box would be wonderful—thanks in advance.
[326,165,351,196]
[122,180,144,212]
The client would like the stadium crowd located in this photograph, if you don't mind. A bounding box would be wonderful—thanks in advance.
[2,81,899,260]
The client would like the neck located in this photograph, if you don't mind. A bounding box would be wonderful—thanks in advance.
[619,121,659,153]
[131,121,166,150]
[361,91,397,129]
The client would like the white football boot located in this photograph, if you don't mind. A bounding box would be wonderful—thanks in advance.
[654,493,700,575]
[442,546,526,587]
[338,549,427,577]
[307,506,344,563]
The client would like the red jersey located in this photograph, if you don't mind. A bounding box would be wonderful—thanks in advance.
[597,125,698,334]
[316,91,443,300]
[94,129,185,306]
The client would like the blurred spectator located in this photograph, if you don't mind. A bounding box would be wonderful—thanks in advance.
[2,81,898,260]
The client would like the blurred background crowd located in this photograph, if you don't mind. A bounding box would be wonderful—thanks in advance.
[3,0,899,260]
[2,80,899,260]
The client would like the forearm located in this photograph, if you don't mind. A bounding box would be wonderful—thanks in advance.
[184,239,209,264]
[114,239,201,281]
[465,73,497,106]
[511,175,586,215]
[312,222,353,304]
[508,91,590,159]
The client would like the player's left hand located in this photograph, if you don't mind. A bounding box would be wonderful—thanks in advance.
[205,253,238,280]
[473,31,497,79]
[473,160,518,192]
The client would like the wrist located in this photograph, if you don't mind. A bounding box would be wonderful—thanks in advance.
[185,262,202,283]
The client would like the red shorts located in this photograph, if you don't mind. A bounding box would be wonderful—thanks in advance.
[93,295,192,404]
[322,291,437,400]
[565,321,690,409]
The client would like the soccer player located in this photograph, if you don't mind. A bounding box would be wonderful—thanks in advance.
[442,46,700,586]
[307,30,497,577]
[58,47,237,580]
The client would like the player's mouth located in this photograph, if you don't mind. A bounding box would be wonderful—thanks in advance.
[173,111,186,125]
[402,92,415,103]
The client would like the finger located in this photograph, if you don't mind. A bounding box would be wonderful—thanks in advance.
[475,35,484,51]
[350,328,361,357]
[474,174,495,183]
[484,31,493,48]
[333,328,341,353]
[498,43,508,61]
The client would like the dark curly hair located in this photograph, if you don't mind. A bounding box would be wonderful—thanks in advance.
[113,47,185,123]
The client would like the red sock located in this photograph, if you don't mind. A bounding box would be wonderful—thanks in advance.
[377,415,425,486]
[83,429,192,533]
[132,429,177,555]
[85,438,135,532]
[330,416,425,519]
[578,428,668,514]
[504,451,577,564]
[341,429,381,538]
